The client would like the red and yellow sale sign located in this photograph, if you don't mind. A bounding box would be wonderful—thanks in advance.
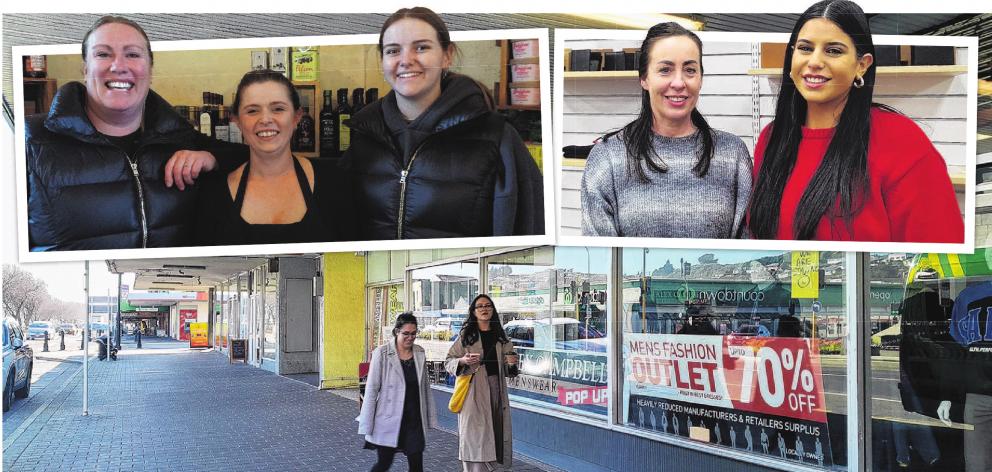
[626,334,827,422]
[625,333,832,466]
[189,322,209,348]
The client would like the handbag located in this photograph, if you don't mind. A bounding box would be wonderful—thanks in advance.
[448,371,475,413]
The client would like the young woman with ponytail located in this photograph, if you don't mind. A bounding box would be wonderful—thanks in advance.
[748,0,963,242]
[580,22,753,238]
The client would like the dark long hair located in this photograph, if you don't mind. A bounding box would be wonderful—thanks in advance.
[749,0,878,240]
[605,22,715,183]
[458,294,508,347]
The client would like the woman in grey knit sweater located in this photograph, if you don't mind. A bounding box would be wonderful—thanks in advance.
[581,22,752,238]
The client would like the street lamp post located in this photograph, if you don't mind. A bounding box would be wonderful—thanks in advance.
[83,261,89,416]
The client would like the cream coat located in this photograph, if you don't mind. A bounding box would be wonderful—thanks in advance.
[357,341,437,447]
[444,336,518,465]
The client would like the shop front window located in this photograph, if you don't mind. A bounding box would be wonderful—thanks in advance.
[367,283,405,356]
[263,268,278,361]
[487,247,610,418]
[621,248,848,470]
[869,251,992,472]
[410,261,479,364]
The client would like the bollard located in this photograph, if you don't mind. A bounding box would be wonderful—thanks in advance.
[60,330,66,351]
[43,331,50,352]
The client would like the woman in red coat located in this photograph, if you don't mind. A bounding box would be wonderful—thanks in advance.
[747,0,963,243]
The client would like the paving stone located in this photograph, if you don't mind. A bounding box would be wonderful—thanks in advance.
[3,336,554,471]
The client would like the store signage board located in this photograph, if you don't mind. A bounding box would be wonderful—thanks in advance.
[624,333,832,466]
[508,346,609,416]
[189,322,209,348]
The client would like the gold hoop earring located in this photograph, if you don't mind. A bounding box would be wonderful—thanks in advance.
[853,76,865,89]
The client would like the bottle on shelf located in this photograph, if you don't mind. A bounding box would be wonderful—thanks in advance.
[214,106,230,142]
[365,88,379,106]
[199,92,214,137]
[319,90,337,158]
[351,88,365,114]
[335,88,353,156]
[292,106,316,153]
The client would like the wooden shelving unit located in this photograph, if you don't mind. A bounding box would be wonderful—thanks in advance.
[747,65,968,76]
[564,70,638,79]
[23,78,57,115]
[497,39,541,111]
[563,65,967,79]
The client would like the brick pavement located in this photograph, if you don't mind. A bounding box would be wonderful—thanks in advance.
[2,336,555,472]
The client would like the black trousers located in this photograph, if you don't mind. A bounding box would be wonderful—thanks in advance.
[370,446,423,472]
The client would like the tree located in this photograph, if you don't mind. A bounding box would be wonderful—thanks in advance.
[37,298,86,324]
[2,264,50,327]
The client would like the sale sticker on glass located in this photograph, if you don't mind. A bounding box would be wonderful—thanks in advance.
[791,251,820,299]
[625,333,832,466]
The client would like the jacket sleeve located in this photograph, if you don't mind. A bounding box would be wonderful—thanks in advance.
[356,347,383,435]
[25,118,57,251]
[492,123,545,236]
[313,158,360,242]
[883,143,963,244]
[422,355,439,429]
[445,340,470,377]
[732,139,754,239]
[501,341,519,378]
[580,142,620,236]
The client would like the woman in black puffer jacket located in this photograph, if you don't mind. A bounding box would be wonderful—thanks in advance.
[25,16,243,251]
[344,7,544,240]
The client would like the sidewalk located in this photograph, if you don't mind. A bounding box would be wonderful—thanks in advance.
[3,336,554,472]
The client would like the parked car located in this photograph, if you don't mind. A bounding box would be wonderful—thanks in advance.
[422,317,465,336]
[26,321,56,340]
[57,323,77,336]
[3,317,34,412]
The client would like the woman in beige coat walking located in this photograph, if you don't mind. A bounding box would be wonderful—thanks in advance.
[358,312,436,471]
[445,294,519,471]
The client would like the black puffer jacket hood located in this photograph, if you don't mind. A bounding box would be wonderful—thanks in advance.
[350,73,495,161]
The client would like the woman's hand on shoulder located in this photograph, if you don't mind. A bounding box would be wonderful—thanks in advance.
[165,150,219,190]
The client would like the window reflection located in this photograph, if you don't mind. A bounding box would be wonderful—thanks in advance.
[486,247,610,417]
[871,251,992,472]
[621,249,847,470]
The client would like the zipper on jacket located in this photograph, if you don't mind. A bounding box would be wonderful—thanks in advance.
[125,154,149,248]
[396,141,428,239]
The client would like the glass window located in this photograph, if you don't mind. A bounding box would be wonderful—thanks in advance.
[367,283,405,357]
[487,247,610,418]
[869,251,992,471]
[367,252,391,284]
[411,260,480,364]
[621,248,847,470]
[263,267,278,361]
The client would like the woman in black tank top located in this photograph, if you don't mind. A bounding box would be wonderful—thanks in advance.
[195,70,356,245]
